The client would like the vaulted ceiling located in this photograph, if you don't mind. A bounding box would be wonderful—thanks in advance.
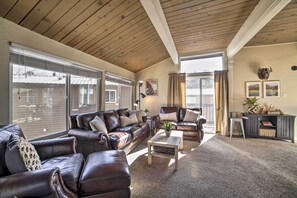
[1,0,297,72]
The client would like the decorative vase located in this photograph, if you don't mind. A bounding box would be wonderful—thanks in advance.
[165,130,171,137]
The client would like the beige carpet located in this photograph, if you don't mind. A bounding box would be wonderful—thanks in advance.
[127,134,297,198]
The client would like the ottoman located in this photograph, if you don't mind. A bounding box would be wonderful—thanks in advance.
[79,150,131,198]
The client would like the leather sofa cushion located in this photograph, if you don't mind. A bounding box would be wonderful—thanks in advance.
[160,106,180,121]
[76,112,105,130]
[108,132,132,150]
[104,111,121,132]
[79,150,130,196]
[177,122,198,131]
[0,124,25,177]
[130,127,144,139]
[114,124,145,140]
[117,108,129,117]
[114,123,139,133]
[42,153,84,193]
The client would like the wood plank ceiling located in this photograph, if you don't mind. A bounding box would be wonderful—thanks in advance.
[0,0,169,72]
[247,0,297,46]
[1,0,297,72]
[160,0,260,56]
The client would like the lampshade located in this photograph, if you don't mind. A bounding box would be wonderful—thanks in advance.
[134,100,140,107]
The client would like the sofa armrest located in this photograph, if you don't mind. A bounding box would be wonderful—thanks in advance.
[151,115,160,122]
[151,115,160,133]
[68,129,110,158]
[68,129,108,142]
[0,168,76,198]
[196,116,207,130]
[31,137,76,161]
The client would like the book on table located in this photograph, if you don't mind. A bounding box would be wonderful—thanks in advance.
[261,121,273,126]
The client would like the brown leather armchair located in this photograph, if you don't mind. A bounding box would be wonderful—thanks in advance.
[0,124,132,198]
[152,107,207,142]
[0,124,77,198]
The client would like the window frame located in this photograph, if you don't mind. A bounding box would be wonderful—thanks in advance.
[9,45,102,140]
[104,73,134,110]
[180,52,225,73]
[105,89,117,103]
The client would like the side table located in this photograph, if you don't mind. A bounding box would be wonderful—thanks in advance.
[146,117,153,136]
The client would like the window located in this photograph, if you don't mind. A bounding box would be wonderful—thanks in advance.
[105,74,133,110]
[10,44,101,139]
[181,55,223,73]
[70,75,98,115]
[105,90,116,103]
[181,54,223,133]
[12,65,67,139]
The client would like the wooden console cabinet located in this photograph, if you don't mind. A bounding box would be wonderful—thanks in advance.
[242,113,295,143]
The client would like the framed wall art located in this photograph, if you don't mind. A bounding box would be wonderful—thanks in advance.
[245,81,262,98]
[263,81,280,98]
[146,79,158,96]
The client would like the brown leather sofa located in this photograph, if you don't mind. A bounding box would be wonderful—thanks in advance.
[68,108,149,158]
[152,107,207,142]
[0,124,131,198]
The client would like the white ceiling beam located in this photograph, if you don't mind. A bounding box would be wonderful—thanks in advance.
[227,0,291,58]
[140,0,179,64]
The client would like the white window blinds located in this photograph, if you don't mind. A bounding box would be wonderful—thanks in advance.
[10,44,102,79]
[105,73,134,86]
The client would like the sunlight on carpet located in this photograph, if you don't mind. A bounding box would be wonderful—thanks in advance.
[127,133,216,166]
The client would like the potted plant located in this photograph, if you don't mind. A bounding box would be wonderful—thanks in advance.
[243,97,259,114]
[163,121,172,137]
[243,97,259,107]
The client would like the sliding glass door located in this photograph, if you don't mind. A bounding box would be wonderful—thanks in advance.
[186,74,215,133]
[181,53,223,133]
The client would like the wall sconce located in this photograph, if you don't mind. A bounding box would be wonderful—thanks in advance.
[291,65,297,71]
[258,67,272,80]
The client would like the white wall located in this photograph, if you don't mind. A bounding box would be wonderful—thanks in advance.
[231,42,297,138]
[136,42,297,140]
[0,17,135,124]
[136,58,179,116]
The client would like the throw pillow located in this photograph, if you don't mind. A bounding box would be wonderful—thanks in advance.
[159,112,178,122]
[120,114,138,127]
[183,109,200,122]
[129,110,143,122]
[89,116,108,134]
[5,134,41,174]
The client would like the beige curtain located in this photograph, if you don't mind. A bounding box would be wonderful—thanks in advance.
[214,70,229,135]
[167,73,186,107]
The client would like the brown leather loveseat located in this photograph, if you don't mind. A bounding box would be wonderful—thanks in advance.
[152,107,207,142]
[69,108,149,158]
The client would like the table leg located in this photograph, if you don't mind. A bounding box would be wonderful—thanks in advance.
[174,146,178,171]
[180,136,184,150]
[148,143,152,165]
